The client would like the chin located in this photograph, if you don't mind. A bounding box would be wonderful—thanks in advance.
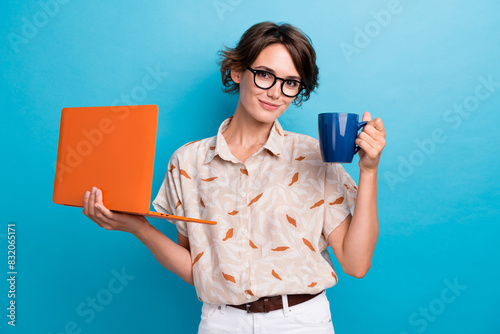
[254,109,285,124]
[256,103,288,122]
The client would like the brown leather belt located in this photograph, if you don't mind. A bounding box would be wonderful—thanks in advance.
[228,291,322,313]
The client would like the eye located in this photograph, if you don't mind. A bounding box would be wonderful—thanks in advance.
[285,80,298,88]
[256,71,272,79]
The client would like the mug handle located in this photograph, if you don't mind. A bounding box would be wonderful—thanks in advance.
[354,121,368,154]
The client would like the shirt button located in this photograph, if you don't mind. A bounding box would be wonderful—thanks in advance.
[241,228,247,236]
[243,261,249,268]
[240,192,247,198]
[246,294,252,300]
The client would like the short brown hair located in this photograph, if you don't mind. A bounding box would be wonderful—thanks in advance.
[218,22,319,107]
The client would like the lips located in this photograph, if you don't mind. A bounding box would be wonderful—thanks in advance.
[258,99,280,111]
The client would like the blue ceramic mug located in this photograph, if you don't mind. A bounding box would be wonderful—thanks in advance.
[318,113,368,163]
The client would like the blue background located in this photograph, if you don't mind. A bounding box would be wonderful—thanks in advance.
[2,0,499,333]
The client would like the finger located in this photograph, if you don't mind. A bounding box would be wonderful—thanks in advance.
[361,124,387,146]
[357,133,383,157]
[95,197,129,225]
[88,186,97,217]
[359,131,386,151]
[356,133,384,157]
[356,132,376,151]
[83,190,90,216]
[94,204,135,231]
[356,138,378,159]
[95,187,104,205]
[362,111,372,123]
[93,189,116,225]
[93,188,126,230]
[93,204,118,227]
[95,201,114,220]
[370,117,386,134]
[92,189,113,228]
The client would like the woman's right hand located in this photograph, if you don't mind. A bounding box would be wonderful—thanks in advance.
[82,187,149,236]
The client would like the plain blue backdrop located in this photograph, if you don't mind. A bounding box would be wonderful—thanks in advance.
[1,0,499,333]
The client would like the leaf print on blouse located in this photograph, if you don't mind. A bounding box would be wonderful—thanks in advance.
[228,210,239,216]
[308,282,317,288]
[274,123,282,136]
[286,214,297,227]
[201,177,218,182]
[289,172,299,186]
[192,252,204,266]
[302,238,316,252]
[185,140,201,146]
[295,156,305,161]
[240,168,249,176]
[209,146,215,150]
[248,193,263,207]
[222,272,236,283]
[331,271,338,281]
[249,240,258,249]
[272,270,282,280]
[310,200,324,209]
[175,200,182,209]
[329,197,344,205]
[200,198,206,208]
[222,228,233,241]
[168,165,176,173]
[180,169,191,179]
[245,290,254,296]
[271,246,289,251]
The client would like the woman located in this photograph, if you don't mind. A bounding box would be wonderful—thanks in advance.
[83,22,386,333]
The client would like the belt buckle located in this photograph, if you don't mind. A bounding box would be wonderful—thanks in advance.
[263,298,269,313]
[246,298,269,313]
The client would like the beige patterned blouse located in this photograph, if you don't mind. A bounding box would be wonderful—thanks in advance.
[153,117,357,305]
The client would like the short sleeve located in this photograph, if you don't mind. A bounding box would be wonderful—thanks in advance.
[152,154,188,237]
[322,163,358,238]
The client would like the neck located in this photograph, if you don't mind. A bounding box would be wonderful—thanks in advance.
[222,102,274,149]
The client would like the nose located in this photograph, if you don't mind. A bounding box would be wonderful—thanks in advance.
[267,81,282,99]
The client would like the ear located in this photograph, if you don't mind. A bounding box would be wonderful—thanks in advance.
[230,67,242,84]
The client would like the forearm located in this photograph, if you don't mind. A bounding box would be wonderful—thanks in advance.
[342,169,379,276]
[133,222,194,285]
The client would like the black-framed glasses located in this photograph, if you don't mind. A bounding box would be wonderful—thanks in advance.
[247,67,304,98]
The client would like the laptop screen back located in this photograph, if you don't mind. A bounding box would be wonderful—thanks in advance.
[53,105,158,213]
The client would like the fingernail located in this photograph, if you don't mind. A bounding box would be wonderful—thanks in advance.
[84,191,90,198]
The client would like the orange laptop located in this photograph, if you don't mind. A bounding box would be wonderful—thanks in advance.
[53,105,216,225]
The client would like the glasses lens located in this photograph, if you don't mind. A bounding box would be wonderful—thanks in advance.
[251,68,302,97]
[254,70,275,89]
[282,80,301,97]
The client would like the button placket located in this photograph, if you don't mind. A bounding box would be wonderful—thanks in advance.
[239,162,253,298]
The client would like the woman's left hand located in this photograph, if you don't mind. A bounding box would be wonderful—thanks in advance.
[355,111,386,172]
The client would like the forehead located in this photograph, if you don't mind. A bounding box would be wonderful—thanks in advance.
[251,43,300,77]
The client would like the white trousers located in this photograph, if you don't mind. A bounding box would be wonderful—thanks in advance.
[198,291,335,334]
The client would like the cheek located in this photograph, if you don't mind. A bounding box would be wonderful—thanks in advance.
[282,97,295,109]
[239,81,262,103]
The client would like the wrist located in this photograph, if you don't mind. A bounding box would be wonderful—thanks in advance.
[131,217,152,239]
[359,166,378,176]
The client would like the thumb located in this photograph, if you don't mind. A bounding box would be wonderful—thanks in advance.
[362,111,371,122]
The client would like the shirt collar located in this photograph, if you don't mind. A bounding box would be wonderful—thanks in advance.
[204,117,286,164]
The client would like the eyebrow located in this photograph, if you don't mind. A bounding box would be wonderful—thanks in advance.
[254,65,301,81]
